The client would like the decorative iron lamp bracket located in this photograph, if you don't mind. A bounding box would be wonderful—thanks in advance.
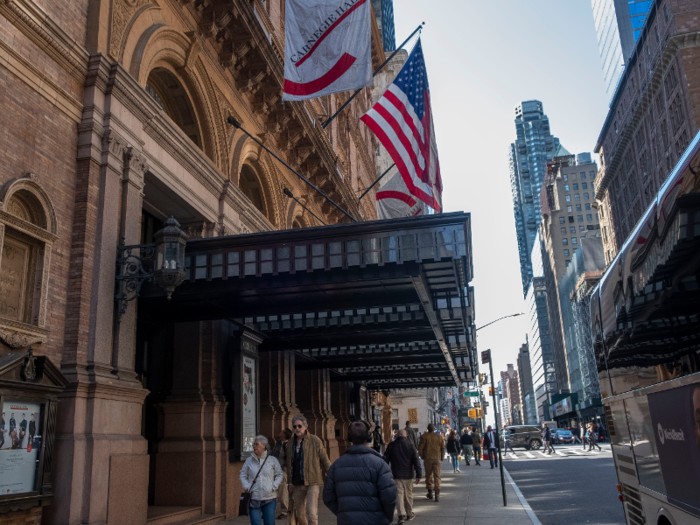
[114,217,188,322]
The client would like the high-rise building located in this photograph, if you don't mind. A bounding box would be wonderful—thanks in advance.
[509,101,560,295]
[539,153,601,396]
[591,0,653,102]
[502,365,522,426]
[371,0,396,51]
[559,237,606,423]
[525,231,557,422]
[516,343,538,425]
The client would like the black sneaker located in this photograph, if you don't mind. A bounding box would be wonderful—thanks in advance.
[397,515,406,524]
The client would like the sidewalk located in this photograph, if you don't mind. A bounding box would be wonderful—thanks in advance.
[222,457,537,525]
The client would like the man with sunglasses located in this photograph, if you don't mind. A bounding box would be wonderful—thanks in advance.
[286,415,331,525]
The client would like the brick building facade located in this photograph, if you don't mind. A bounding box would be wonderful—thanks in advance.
[593,0,700,263]
[0,0,390,523]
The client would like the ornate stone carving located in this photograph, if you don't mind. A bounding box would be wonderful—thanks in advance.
[124,146,150,177]
[21,345,36,381]
[109,0,150,60]
[0,319,47,349]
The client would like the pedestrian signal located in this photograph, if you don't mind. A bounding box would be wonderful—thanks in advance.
[476,409,483,418]
[468,409,477,418]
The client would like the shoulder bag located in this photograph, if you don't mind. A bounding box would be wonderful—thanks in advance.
[239,454,270,516]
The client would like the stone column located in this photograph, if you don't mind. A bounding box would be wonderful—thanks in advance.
[331,382,353,455]
[295,368,339,461]
[153,321,228,516]
[259,350,300,443]
[47,55,149,525]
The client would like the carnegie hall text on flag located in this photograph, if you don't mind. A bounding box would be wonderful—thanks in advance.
[361,39,443,211]
[283,0,372,101]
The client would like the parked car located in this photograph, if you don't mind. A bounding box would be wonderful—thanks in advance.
[552,429,574,444]
[505,425,543,450]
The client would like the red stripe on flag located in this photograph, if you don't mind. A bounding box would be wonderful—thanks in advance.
[383,89,425,148]
[361,114,436,209]
[376,190,416,207]
[373,104,423,175]
[294,0,367,68]
[284,53,356,96]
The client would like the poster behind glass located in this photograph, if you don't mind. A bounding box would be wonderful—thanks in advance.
[0,400,41,495]
[242,356,256,455]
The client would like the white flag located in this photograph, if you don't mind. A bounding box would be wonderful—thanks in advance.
[376,169,424,220]
[283,0,373,101]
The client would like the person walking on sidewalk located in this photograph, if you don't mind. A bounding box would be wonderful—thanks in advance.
[404,421,419,450]
[471,427,482,466]
[483,426,500,469]
[286,415,331,525]
[503,428,516,454]
[371,424,385,455]
[588,424,602,451]
[384,429,422,524]
[459,429,473,466]
[240,436,284,525]
[542,425,555,455]
[323,421,397,525]
[271,428,292,520]
[446,431,462,473]
[418,423,445,502]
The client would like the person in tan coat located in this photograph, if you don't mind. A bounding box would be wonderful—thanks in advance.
[285,415,331,525]
[418,424,445,502]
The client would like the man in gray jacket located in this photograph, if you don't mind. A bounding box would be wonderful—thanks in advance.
[323,421,396,525]
[404,421,418,449]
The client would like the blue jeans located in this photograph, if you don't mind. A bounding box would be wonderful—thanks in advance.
[450,453,460,470]
[250,499,276,525]
[488,449,498,468]
[473,446,481,463]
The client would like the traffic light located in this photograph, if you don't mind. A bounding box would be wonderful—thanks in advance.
[441,418,446,425]
[468,409,476,418]
[488,386,494,396]
[476,408,483,418]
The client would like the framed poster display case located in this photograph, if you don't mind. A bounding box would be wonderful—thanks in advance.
[0,346,67,513]
[227,325,261,462]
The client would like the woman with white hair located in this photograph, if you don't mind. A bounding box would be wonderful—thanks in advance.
[240,435,284,525]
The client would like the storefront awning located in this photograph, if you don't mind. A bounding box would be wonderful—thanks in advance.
[139,212,476,388]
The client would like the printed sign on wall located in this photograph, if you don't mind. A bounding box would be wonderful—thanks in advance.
[0,400,41,495]
[242,356,256,454]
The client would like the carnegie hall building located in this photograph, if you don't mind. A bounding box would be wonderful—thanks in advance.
[0,0,477,524]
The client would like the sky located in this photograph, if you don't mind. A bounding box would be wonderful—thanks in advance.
[393,1,611,426]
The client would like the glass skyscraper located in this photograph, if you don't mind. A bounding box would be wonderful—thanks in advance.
[592,0,653,102]
[371,0,396,51]
[508,101,559,296]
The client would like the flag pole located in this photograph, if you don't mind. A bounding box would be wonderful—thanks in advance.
[321,23,424,130]
[283,188,327,225]
[226,117,357,222]
[358,163,395,201]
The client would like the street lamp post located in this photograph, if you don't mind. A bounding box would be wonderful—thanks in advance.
[482,348,507,507]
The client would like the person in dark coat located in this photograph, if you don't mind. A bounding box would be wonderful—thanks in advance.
[459,429,473,466]
[384,429,422,524]
[483,426,500,469]
[446,431,462,473]
[323,421,396,525]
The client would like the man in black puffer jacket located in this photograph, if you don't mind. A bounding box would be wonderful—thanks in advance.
[323,421,397,525]
[384,429,422,524]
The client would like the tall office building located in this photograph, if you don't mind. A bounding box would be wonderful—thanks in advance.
[509,101,560,295]
[371,0,396,51]
[516,343,538,425]
[591,0,652,101]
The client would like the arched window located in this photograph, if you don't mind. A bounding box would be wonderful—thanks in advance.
[239,165,267,218]
[292,220,303,229]
[0,175,57,349]
[145,68,202,149]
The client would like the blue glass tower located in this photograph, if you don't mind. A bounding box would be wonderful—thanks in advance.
[592,0,653,102]
[371,0,396,51]
[509,101,559,296]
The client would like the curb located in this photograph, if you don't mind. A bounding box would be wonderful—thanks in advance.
[504,466,543,525]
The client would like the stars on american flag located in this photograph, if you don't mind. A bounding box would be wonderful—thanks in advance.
[393,41,429,120]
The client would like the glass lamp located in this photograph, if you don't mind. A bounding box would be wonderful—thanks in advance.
[153,217,188,299]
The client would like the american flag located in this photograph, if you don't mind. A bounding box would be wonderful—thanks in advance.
[361,39,442,211]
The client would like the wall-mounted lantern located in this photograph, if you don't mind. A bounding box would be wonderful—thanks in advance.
[115,217,188,321]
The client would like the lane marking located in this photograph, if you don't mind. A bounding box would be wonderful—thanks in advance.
[504,467,543,525]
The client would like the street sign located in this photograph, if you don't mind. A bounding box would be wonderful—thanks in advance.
[463,391,479,397]
[481,350,490,364]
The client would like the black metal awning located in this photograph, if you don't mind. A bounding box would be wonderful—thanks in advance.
[139,212,476,389]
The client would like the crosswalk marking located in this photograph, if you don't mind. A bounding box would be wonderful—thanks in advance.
[499,447,611,461]
[524,452,535,458]
[508,453,518,459]
[571,450,585,455]
[538,451,549,457]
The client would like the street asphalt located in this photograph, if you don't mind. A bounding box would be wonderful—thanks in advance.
[504,443,625,525]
